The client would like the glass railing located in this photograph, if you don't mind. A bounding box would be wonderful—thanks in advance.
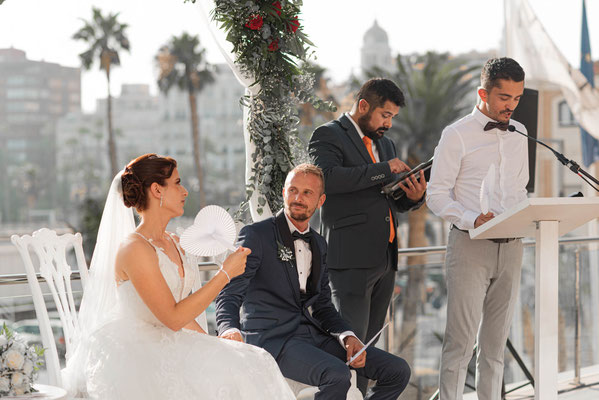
[384,236,599,399]
[1,236,598,397]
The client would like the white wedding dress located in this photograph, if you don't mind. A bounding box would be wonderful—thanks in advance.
[81,233,295,399]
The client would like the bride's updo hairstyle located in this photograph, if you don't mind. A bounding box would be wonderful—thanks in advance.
[121,153,177,211]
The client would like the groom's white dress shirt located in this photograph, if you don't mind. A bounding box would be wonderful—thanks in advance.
[221,214,359,347]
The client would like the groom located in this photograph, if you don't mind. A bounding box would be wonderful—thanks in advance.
[216,164,410,400]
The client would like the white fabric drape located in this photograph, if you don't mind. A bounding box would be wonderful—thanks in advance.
[506,0,599,363]
[62,171,135,394]
[504,0,599,140]
[198,1,273,222]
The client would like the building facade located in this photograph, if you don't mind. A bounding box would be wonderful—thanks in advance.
[0,48,80,223]
[55,64,245,221]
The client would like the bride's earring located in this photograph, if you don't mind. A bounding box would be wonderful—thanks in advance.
[160,195,163,208]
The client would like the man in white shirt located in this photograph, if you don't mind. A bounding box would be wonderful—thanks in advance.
[427,58,529,400]
[216,164,410,400]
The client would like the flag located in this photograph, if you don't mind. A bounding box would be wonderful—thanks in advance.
[505,0,599,141]
[580,0,599,166]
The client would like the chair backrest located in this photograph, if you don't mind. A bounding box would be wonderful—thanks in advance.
[11,228,89,387]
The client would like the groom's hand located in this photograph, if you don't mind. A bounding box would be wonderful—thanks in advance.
[344,336,366,368]
[220,331,244,342]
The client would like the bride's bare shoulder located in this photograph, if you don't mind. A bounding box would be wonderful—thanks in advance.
[117,233,156,262]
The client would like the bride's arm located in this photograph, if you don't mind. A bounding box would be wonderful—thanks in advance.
[116,238,250,332]
[182,320,206,334]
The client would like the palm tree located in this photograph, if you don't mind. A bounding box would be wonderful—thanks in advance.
[371,52,480,366]
[156,33,214,208]
[73,7,130,178]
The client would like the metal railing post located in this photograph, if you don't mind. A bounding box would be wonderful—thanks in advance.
[572,248,582,386]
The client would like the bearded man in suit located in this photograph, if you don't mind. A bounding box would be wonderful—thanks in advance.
[216,164,410,400]
[308,77,426,358]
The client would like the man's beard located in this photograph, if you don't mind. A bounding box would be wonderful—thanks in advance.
[496,108,513,122]
[358,113,388,139]
[287,203,314,221]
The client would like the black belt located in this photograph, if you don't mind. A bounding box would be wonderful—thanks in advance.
[451,225,517,244]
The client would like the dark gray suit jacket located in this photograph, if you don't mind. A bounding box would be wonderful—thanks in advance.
[215,211,352,359]
[308,114,423,271]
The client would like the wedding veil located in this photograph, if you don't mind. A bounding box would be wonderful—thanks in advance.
[62,171,135,394]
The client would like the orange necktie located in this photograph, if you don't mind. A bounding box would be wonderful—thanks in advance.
[363,136,395,243]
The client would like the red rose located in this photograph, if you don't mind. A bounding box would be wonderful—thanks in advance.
[272,1,282,16]
[245,14,263,31]
[268,39,279,52]
[287,16,300,33]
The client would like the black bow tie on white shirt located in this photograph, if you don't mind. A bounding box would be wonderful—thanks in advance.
[292,230,312,243]
[484,121,509,131]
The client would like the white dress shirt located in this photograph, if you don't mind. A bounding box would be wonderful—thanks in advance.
[426,106,529,230]
[346,112,380,162]
[284,214,357,346]
[285,214,311,292]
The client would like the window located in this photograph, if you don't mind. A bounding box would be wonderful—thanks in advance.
[6,76,26,86]
[558,101,576,127]
[6,88,39,99]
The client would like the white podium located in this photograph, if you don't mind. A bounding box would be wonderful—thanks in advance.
[470,197,599,400]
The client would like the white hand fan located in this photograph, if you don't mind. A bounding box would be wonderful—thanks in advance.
[479,164,496,214]
[180,205,237,256]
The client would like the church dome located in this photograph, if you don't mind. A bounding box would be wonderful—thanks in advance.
[363,20,389,45]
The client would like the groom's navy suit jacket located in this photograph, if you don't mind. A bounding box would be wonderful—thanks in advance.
[215,211,352,359]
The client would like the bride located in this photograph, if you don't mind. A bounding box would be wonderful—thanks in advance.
[63,153,295,399]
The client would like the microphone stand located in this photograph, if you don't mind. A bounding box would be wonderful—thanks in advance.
[508,125,599,193]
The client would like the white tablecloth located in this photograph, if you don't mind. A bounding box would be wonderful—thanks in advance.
[3,384,67,400]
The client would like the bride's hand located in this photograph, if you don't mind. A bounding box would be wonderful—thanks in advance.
[222,247,251,279]
[220,331,243,342]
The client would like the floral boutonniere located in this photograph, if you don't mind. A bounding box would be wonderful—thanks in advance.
[277,241,294,263]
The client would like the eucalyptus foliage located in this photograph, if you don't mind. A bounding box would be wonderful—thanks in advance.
[189,0,335,216]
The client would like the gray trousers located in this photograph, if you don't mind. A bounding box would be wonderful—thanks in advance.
[439,228,523,400]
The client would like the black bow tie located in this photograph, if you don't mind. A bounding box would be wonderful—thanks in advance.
[484,121,509,131]
[292,230,312,243]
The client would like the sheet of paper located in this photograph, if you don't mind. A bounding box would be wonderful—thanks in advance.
[479,164,495,214]
[345,321,390,366]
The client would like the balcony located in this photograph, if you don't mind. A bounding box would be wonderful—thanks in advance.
[1,233,598,399]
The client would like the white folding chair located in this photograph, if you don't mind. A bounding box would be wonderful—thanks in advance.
[11,228,89,388]
[288,370,363,399]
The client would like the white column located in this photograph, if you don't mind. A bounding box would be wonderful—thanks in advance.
[534,220,559,400]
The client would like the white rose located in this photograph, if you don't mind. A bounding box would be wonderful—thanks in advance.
[12,341,26,353]
[11,371,25,387]
[13,384,28,395]
[22,360,34,376]
[0,334,7,347]
[3,349,25,370]
[0,376,10,392]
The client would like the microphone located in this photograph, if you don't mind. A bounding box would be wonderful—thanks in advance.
[507,125,569,166]
[508,125,599,192]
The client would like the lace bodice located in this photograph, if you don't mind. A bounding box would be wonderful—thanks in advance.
[116,232,198,326]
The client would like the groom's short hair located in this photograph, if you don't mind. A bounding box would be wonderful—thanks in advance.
[288,163,325,195]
